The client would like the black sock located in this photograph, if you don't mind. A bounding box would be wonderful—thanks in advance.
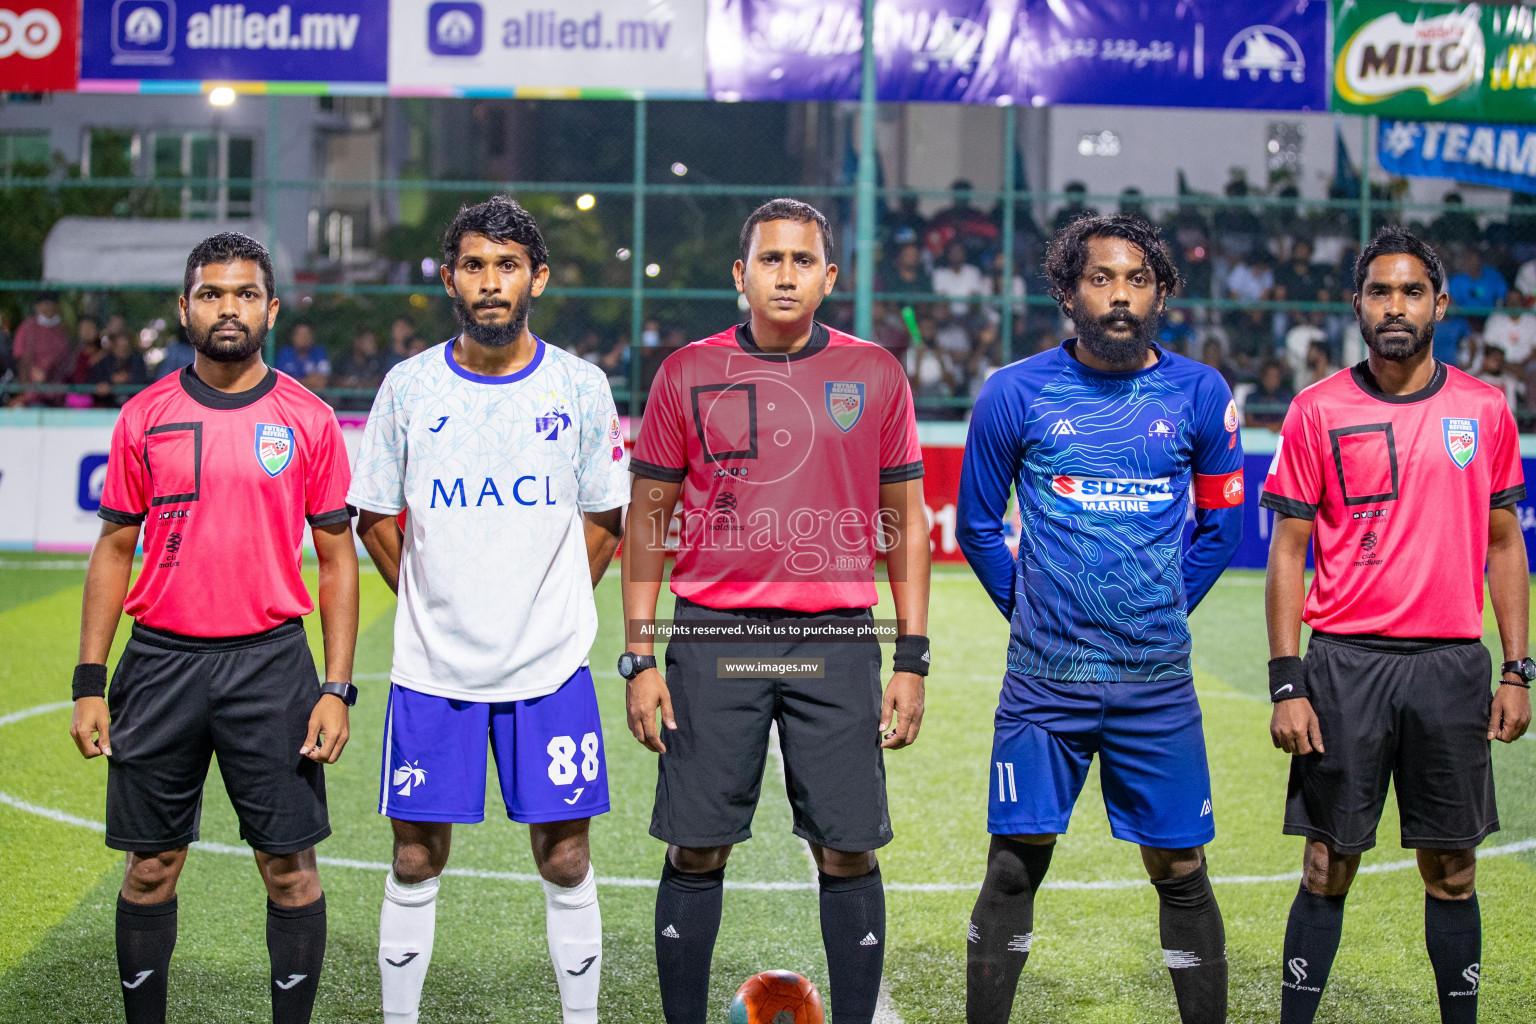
[1425,893,1481,1024]
[966,837,1055,1024]
[116,894,177,1024]
[818,866,885,1024]
[267,895,326,1024]
[1279,885,1346,1024]
[1151,862,1228,1024]
[655,858,725,1024]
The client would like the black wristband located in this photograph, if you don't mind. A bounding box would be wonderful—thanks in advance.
[1499,679,1531,689]
[72,663,108,701]
[893,634,931,676]
[1268,656,1307,702]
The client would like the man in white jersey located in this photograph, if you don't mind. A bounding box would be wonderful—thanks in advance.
[349,196,628,1024]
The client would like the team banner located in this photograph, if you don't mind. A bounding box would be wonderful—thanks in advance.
[0,1,79,91]
[704,0,1327,110]
[1332,1,1536,123]
[387,0,705,97]
[1378,117,1536,192]
[79,0,388,89]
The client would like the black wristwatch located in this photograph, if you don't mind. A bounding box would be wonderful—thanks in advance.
[1500,658,1536,687]
[319,681,359,706]
[617,652,657,680]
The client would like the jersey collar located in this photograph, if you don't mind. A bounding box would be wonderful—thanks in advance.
[1060,338,1166,378]
[179,365,278,410]
[444,335,546,384]
[1349,358,1447,404]
[734,321,829,362]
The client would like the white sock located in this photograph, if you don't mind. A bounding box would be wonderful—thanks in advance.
[542,865,602,1024]
[379,871,439,1024]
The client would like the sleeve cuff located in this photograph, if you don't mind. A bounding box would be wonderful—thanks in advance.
[879,461,926,484]
[307,507,356,527]
[629,458,687,483]
[1258,492,1317,520]
[1491,484,1527,509]
[97,506,146,526]
[346,495,405,516]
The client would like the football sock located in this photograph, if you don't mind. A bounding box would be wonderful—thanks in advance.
[543,865,602,1024]
[1151,862,1228,1024]
[1279,884,1346,1024]
[379,871,440,1024]
[655,857,725,1024]
[267,895,326,1024]
[1425,892,1481,1024]
[818,866,885,1024]
[966,836,1054,1024]
[116,893,177,1024]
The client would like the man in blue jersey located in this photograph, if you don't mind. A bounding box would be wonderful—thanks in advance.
[957,215,1244,1024]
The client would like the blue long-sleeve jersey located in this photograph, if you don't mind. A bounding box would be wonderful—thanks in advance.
[957,341,1244,682]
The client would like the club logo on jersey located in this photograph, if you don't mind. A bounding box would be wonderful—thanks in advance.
[609,415,621,443]
[1443,417,1478,469]
[392,761,427,797]
[1224,399,1239,433]
[1050,475,1175,511]
[1047,418,1077,438]
[536,401,572,441]
[826,381,865,432]
[1148,418,1176,438]
[255,424,295,477]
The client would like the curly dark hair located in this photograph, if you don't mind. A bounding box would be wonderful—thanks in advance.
[184,231,275,299]
[442,194,549,270]
[739,198,834,262]
[1042,214,1182,313]
[1353,226,1444,295]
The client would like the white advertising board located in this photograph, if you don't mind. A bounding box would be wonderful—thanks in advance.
[388,0,706,96]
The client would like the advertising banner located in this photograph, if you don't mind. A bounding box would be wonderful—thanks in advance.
[1378,117,1536,192]
[79,0,388,88]
[1332,1,1536,123]
[0,1,79,92]
[388,0,705,97]
[704,0,1327,110]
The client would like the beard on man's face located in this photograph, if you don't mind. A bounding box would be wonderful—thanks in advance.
[1071,301,1161,369]
[454,287,531,349]
[1361,315,1434,361]
[188,315,267,363]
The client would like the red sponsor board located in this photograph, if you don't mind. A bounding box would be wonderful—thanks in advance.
[0,1,78,91]
[920,444,968,563]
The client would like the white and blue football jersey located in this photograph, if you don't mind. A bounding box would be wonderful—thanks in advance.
[348,338,629,701]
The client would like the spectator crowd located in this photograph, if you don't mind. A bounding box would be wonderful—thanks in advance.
[8,178,1536,428]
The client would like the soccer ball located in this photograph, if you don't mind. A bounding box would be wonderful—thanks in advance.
[728,970,825,1024]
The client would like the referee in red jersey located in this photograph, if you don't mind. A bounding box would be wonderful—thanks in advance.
[622,199,931,1024]
[1261,227,1531,1024]
[68,232,360,1024]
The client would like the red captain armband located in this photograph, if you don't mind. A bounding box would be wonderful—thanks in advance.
[1193,470,1245,509]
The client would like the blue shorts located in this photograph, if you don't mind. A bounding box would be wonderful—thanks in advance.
[378,666,610,824]
[988,672,1215,848]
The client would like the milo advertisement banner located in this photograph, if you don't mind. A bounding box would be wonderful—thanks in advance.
[1332,2,1536,123]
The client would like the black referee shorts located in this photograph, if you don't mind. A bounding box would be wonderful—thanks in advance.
[1284,631,1498,856]
[105,618,330,856]
[650,597,893,852]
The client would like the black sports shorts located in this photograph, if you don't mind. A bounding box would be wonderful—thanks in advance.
[650,597,892,852]
[105,618,330,855]
[1284,631,1498,855]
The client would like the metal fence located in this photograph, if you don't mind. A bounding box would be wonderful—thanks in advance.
[4,98,1536,428]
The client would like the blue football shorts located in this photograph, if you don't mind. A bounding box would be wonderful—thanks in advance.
[378,665,610,824]
[987,671,1215,848]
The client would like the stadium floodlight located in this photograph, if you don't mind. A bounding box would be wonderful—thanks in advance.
[645,263,660,277]
[420,257,436,278]
[575,193,596,211]
[615,248,631,261]
[208,86,236,107]
[671,162,688,177]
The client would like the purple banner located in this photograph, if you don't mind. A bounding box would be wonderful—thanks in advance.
[705,0,1327,111]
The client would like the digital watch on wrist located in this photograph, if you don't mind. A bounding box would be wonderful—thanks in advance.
[1500,658,1536,688]
[319,681,358,706]
[617,652,657,680]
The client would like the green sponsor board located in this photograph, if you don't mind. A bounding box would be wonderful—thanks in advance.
[1332,2,1536,123]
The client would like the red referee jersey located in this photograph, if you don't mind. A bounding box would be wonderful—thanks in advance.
[1260,361,1525,638]
[99,366,353,637]
[631,322,923,612]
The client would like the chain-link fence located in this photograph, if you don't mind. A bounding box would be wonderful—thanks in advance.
[4,96,1535,428]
